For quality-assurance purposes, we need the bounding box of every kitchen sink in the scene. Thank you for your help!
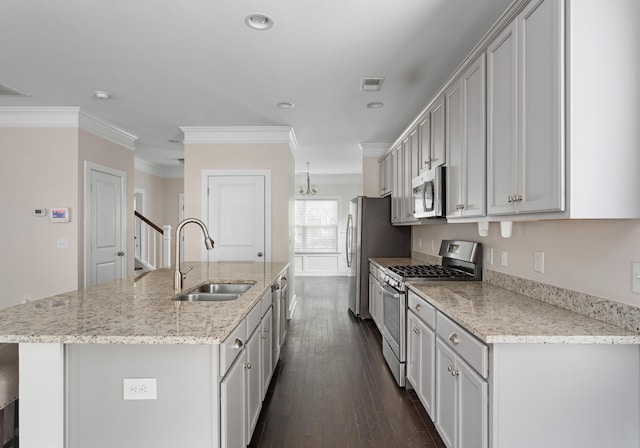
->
[174,283,253,302]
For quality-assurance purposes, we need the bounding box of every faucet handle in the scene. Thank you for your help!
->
[182,265,194,279]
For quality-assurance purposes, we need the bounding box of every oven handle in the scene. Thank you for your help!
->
[380,282,401,299]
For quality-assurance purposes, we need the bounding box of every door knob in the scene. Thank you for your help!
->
[117,251,125,256]
[257,251,263,257]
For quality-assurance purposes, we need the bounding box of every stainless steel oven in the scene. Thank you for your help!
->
[379,240,482,387]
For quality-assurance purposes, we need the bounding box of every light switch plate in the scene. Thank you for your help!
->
[486,248,494,266]
[534,251,544,273]
[500,250,508,267]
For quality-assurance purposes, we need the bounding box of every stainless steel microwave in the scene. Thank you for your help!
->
[412,166,445,219]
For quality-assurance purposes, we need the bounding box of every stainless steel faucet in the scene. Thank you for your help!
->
[174,218,215,292]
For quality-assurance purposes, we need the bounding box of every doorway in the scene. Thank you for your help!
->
[203,170,271,262]
[84,162,127,287]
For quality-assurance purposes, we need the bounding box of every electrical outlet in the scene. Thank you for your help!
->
[486,248,494,265]
[500,250,508,267]
[123,378,157,400]
[534,251,545,273]
[56,238,68,249]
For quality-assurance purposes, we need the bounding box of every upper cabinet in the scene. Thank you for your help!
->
[418,95,446,172]
[380,154,392,197]
[446,55,487,220]
[487,0,564,216]
[380,0,640,223]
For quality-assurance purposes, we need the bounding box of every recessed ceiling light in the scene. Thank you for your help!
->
[277,102,294,109]
[367,102,384,109]
[245,13,274,30]
[94,90,111,100]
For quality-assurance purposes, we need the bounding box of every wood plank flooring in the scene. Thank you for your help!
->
[249,276,446,448]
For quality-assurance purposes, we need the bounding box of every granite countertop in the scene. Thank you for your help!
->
[371,257,640,344]
[0,262,288,345]
[408,282,640,344]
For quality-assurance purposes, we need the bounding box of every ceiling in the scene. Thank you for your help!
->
[0,0,513,177]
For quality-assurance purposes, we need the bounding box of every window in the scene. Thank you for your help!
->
[295,198,339,252]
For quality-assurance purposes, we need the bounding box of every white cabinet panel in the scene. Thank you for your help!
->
[221,351,246,448]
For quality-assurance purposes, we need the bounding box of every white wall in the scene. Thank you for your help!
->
[412,219,640,307]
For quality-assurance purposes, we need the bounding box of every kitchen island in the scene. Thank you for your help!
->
[0,261,288,448]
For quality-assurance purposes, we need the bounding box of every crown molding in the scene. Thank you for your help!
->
[359,142,391,158]
[180,125,298,153]
[135,157,184,179]
[0,107,138,150]
[79,110,138,151]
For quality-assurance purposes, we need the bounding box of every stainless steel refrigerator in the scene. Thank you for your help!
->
[346,196,411,318]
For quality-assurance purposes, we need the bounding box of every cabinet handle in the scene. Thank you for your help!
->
[415,303,422,311]
[452,368,460,377]
[515,194,522,202]
[508,195,513,203]
[245,362,252,369]
[264,328,269,333]
[449,333,459,344]
[447,365,453,373]
[233,338,244,349]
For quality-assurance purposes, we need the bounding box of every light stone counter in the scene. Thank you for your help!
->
[0,261,288,344]
[408,281,640,344]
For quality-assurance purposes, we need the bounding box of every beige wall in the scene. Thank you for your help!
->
[134,170,166,225]
[78,129,135,286]
[0,127,80,307]
[163,178,184,234]
[412,219,640,307]
[183,143,292,262]
[362,156,380,197]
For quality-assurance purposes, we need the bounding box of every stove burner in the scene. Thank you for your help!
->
[387,264,473,280]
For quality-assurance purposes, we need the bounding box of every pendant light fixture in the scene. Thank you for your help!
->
[299,162,318,195]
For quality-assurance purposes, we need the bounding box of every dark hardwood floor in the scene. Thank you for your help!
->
[249,276,446,448]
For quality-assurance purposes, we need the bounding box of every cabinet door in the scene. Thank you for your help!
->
[445,80,463,219]
[246,330,261,442]
[261,307,273,401]
[418,113,431,172]
[431,95,446,168]
[384,156,392,196]
[487,20,518,215]
[410,127,420,179]
[402,133,419,223]
[406,312,421,391]
[391,147,402,223]
[417,318,436,420]
[435,339,456,448]
[379,161,386,196]
[518,0,564,214]
[221,351,246,448]
[460,55,486,218]
[458,359,488,448]
[368,273,377,324]
[374,278,383,331]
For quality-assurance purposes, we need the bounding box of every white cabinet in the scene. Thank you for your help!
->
[419,95,446,172]
[406,299,436,419]
[260,307,274,400]
[401,131,420,224]
[245,327,261,442]
[221,349,246,448]
[435,339,488,448]
[445,54,487,219]
[391,146,402,223]
[380,155,392,197]
[487,0,564,216]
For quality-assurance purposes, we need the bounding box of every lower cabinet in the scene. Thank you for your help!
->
[260,307,274,400]
[246,328,262,442]
[435,339,488,448]
[406,306,436,419]
[221,349,247,448]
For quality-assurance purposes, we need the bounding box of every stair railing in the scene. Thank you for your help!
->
[134,211,172,270]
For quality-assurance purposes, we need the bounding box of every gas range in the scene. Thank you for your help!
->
[382,240,482,290]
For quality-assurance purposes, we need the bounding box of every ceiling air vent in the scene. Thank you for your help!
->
[0,81,29,97]
[360,77,385,92]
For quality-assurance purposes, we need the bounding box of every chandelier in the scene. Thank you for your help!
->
[299,162,318,195]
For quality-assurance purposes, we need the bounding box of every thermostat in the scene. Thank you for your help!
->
[33,208,48,217]
[50,207,71,223]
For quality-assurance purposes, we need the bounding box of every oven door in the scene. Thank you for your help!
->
[381,282,406,363]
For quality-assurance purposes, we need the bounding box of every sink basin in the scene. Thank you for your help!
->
[196,283,252,294]
[175,292,242,302]
[174,283,253,302]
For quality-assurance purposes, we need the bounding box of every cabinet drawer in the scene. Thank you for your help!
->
[261,289,273,317]
[408,290,436,328]
[220,319,247,377]
[436,312,488,378]
[247,301,262,337]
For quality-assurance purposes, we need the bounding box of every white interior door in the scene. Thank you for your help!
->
[207,175,267,262]
[86,163,126,287]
